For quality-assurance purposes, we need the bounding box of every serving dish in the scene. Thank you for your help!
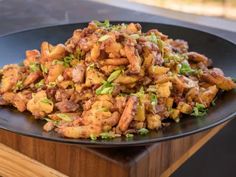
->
[0,22,236,147]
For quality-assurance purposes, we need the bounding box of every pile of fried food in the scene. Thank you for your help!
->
[0,21,235,140]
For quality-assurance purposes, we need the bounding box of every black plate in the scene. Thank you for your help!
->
[0,22,236,147]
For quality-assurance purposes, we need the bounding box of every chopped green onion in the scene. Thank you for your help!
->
[98,35,110,42]
[63,54,75,67]
[96,81,114,95]
[87,63,95,71]
[93,20,110,28]
[179,63,195,75]
[29,62,40,72]
[107,69,122,82]
[15,80,24,91]
[56,113,72,122]
[90,134,97,141]
[100,132,115,140]
[47,82,57,88]
[138,128,149,135]
[75,48,85,59]
[130,34,140,40]
[44,118,59,125]
[191,103,207,117]
[41,98,53,105]
[35,79,45,89]
[132,87,144,98]
[125,133,134,139]
[40,64,48,74]
[150,93,158,106]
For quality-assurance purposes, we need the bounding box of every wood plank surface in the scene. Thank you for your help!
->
[0,143,67,177]
[0,122,227,177]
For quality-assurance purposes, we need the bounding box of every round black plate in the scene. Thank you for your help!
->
[0,22,236,147]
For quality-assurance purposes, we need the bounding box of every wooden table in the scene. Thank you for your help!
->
[0,1,236,177]
[0,122,227,177]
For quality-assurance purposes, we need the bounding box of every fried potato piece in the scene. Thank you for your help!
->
[23,71,41,86]
[27,91,53,118]
[85,68,105,87]
[23,50,40,66]
[177,102,192,114]
[57,124,102,139]
[114,74,139,85]
[201,69,236,90]
[46,64,65,83]
[0,65,21,93]
[147,114,161,130]
[124,42,141,73]
[117,96,138,132]
[41,42,66,62]
[99,58,129,66]
[156,82,172,98]
[198,85,218,107]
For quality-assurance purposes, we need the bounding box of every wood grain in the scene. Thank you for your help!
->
[0,143,67,177]
[0,122,227,177]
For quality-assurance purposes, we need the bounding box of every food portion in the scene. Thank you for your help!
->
[0,21,235,140]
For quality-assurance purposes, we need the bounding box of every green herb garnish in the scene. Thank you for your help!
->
[41,98,53,105]
[125,133,134,139]
[130,34,140,40]
[191,103,207,117]
[96,81,114,95]
[40,64,48,74]
[15,80,24,91]
[56,113,72,122]
[47,82,57,88]
[90,134,97,141]
[35,79,45,89]
[63,54,75,67]
[29,62,40,72]
[179,63,195,75]
[150,93,158,106]
[100,132,115,140]
[98,35,110,42]
[93,20,110,28]
[138,128,149,135]
[107,69,122,82]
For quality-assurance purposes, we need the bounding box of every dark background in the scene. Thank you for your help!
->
[1,0,236,176]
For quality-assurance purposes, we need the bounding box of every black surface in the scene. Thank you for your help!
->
[0,22,236,147]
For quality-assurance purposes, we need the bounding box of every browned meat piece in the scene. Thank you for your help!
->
[201,69,236,90]
[72,63,85,83]
[169,39,189,53]
[99,58,129,66]
[23,50,40,66]
[90,43,100,61]
[41,42,67,62]
[43,121,55,132]
[187,52,209,65]
[55,89,73,102]
[117,96,138,132]
[124,41,141,73]
[55,100,79,113]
